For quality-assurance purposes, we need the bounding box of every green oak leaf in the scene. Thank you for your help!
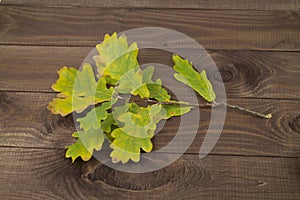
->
[117,68,150,98]
[109,103,192,163]
[142,66,156,83]
[110,104,162,163]
[142,66,171,102]
[148,82,171,102]
[95,77,115,102]
[48,63,113,116]
[116,66,171,100]
[111,102,130,120]
[77,102,112,131]
[118,108,155,138]
[161,104,192,119]
[173,55,216,102]
[51,66,78,97]
[148,103,166,123]
[66,128,104,162]
[110,128,153,163]
[101,113,115,133]
[94,32,139,81]
[128,102,141,113]
[148,104,192,123]
[101,103,133,134]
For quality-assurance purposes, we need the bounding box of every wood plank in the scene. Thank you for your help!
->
[1,0,300,10]
[1,46,300,99]
[0,147,299,199]
[0,7,299,50]
[1,92,300,157]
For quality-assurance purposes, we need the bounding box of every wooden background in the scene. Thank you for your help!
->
[0,1,300,199]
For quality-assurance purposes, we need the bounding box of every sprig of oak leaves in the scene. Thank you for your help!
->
[48,33,272,164]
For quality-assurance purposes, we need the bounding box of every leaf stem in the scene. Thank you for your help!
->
[214,102,272,119]
[116,96,272,119]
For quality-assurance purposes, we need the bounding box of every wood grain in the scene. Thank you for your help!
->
[1,92,300,157]
[2,0,300,10]
[0,7,299,50]
[0,147,299,200]
[1,46,300,99]
[0,1,299,199]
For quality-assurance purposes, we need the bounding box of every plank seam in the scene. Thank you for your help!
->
[1,90,300,101]
[0,145,299,159]
[1,44,300,52]
[0,4,299,11]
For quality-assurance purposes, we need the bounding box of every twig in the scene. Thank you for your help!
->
[214,102,272,119]
[116,96,272,119]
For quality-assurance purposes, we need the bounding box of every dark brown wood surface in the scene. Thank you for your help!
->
[2,0,300,10]
[0,1,299,199]
[0,6,299,50]
[1,148,300,200]
[1,46,300,99]
[1,92,300,157]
